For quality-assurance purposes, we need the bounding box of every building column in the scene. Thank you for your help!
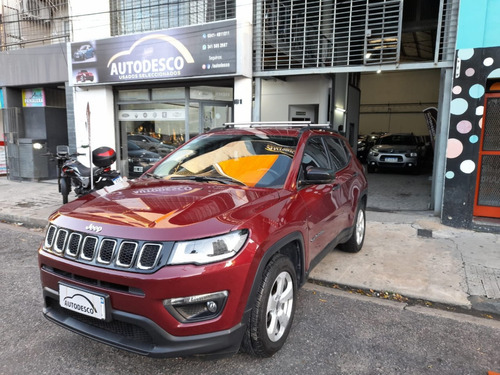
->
[234,77,253,122]
[72,86,115,164]
[234,0,253,123]
[432,67,453,215]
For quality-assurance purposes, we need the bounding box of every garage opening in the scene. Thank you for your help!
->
[359,70,439,212]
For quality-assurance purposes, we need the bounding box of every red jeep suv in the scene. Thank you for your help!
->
[38,123,368,358]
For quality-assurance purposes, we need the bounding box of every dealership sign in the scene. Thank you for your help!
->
[69,20,237,85]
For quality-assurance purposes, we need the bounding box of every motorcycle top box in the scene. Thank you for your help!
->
[92,147,117,167]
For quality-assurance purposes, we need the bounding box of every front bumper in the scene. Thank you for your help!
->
[38,237,256,357]
[367,154,418,169]
[42,286,247,358]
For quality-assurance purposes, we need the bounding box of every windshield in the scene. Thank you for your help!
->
[151,133,298,188]
[377,135,417,146]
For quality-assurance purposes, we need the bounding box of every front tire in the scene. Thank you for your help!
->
[243,255,297,357]
[339,201,366,253]
[60,177,71,204]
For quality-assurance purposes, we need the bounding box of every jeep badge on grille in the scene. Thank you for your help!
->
[85,223,103,233]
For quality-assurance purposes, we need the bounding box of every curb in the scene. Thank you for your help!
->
[0,213,48,230]
[469,295,500,317]
[309,278,500,321]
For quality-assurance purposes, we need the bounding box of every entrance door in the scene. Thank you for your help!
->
[201,103,232,132]
[473,93,500,218]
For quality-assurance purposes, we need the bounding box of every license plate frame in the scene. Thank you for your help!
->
[59,283,110,321]
[385,157,399,163]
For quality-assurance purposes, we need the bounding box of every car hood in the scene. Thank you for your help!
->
[52,179,283,241]
[373,144,417,153]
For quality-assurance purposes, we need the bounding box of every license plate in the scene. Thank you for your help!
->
[134,166,144,173]
[385,157,398,162]
[59,283,107,320]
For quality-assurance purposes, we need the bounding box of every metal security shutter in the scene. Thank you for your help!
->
[363,0,402,65]
[474,94,500,218]
[253,0,459,74]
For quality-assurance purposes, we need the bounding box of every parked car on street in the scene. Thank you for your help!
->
[76,70,94,83]
[38,123,368,359]
[367,133,424,173]
[73,44,95,61]
[127,140,161,177]
[128,134,176,156]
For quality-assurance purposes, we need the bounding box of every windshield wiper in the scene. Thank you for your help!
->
[170,175,244,185]
[145,172,163,179]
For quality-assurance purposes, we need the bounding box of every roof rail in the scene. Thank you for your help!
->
[223,121,332,129]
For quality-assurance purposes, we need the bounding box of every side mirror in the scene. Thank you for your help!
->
[301,167,335,185]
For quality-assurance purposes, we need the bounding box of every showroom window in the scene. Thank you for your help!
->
[116,85,233,177]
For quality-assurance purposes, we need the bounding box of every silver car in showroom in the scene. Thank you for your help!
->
[367,133,424,173]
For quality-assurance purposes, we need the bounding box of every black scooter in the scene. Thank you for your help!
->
[54,145,121,204]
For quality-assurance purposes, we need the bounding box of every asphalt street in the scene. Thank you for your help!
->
[1,222,500,375]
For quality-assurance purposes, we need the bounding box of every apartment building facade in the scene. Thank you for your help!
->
[1,0,498,230]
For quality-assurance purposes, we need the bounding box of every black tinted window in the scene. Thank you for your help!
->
[325,137,349,171]
[377,134,417,145]
[302,137,330,170]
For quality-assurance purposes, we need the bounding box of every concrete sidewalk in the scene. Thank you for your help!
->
[1,176,499,316]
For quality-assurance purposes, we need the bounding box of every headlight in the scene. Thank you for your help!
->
[168,230,248,265]
[410,152,418,157]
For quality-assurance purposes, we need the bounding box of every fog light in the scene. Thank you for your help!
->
[206,301,218,313]
[163,291,228,323]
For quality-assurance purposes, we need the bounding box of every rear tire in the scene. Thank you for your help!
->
[242,255,297,357]
[339,201,366,253]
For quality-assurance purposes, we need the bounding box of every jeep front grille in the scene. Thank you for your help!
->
[81,236,98,260]
[116,241,138,268]
[98,239,116,264]
[138,244,162,270]
[54,229,68,254]
[42,225,173,273]
[66,233,82,257]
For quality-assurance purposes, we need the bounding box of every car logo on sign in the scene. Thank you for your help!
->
[85,224,102,233]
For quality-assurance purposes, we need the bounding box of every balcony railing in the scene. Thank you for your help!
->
[1,0,69,51]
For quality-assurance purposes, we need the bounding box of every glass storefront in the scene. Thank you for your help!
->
[116,85,233,177]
